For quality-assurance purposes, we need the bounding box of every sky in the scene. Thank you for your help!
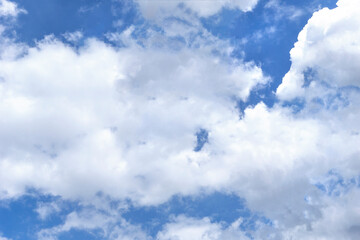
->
[0,0,360,239]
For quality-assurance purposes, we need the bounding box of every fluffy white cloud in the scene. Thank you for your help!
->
[277,0,360,100]
[37,206,149,240]
[268,0,360,237]
[0,26,268,204]
[62,31,83,43]
[0,0,24,17]
[134,0,258,19]
[157,216,250,240]
[281,186,360,240]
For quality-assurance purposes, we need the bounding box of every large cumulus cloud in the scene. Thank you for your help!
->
[277,0,360,100]
[0,24,268,203]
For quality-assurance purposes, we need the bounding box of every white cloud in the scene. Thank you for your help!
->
[267,0,360,237]
[36,201,61,220]
[0,26,268,204]
[62,31,83,43]
[0,0,25,17]
[277,0,360,100]
[37,206,149,240]
[157,216,250,240]
[265,0,304,21]
[134,0,259,19]
[281,187,360,240]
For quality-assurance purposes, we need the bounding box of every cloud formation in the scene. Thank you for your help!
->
[277,0,360,100]
[1,0,360,239]
[0,23,267,204]
[135,0,259,19]
[0,0,24,17]
[157,216,250,240]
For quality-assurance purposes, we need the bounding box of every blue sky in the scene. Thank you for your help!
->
[1,0,360,239]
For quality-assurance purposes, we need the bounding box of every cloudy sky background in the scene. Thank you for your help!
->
[0,0,360,239]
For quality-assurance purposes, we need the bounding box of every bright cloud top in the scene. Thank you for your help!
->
[0,0,20,17]
[277,0,360,100]
[0,27,267,204]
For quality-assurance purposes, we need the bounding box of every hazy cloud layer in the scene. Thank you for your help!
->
[134,0,259,19]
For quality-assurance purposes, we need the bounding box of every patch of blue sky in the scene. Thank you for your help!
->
[58,229,103,240]
[0,191,271,239]
[0,197,39,240]
[11,0,140,45]
[302,67,317,88]
[194,128,208,152]
[0,192,82,240]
